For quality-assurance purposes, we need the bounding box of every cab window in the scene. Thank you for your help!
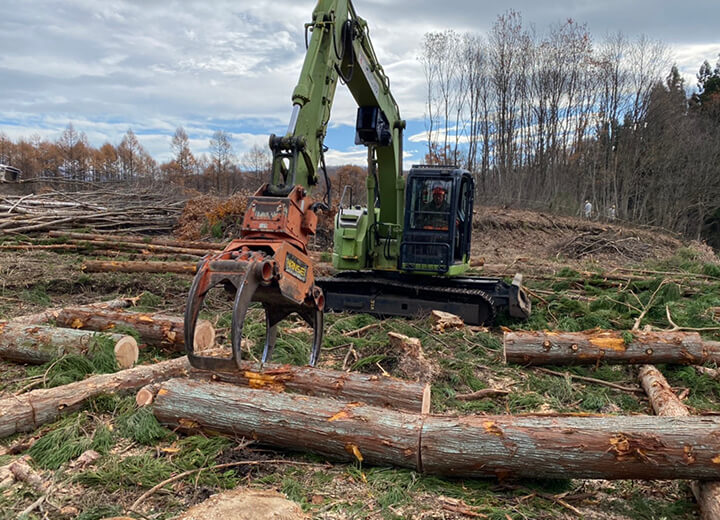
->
[409,178,452,230]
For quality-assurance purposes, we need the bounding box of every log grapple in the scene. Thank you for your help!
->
[184,184,325,371]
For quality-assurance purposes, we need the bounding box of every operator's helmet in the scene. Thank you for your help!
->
[432,181,447,197]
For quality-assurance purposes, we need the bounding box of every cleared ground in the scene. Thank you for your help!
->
[0,207,719,519]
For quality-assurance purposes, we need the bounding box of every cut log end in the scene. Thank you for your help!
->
[136,383,160,407]
[114,336,139,369]
[194,320,216,352]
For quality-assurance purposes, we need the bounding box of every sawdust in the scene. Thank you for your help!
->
[175,488,307,520]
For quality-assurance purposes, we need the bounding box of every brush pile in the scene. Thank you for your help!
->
[557,230,652,260]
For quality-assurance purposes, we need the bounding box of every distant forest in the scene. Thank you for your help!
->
[1,10,719,247]
[420,12,720,246]
[0,125,273,195]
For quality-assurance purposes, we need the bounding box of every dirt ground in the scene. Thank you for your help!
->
[0,204,719,519]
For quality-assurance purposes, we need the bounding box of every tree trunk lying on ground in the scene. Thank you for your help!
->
[0,351,428,438]
[639,365,720,519]
[0,356,192,438]
[48,230,223,251]
[147,359,430,413]
[50,307,215,351]
[152,378,720,480]
[504,330,720,365]
[8,297,134,325]
[0,322,137,368]
[82,260,197,274]
[46,231,222,256]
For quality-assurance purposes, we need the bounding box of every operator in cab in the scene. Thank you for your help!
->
[419,182,451,229]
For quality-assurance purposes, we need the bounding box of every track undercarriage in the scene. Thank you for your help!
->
[318,271,531,326]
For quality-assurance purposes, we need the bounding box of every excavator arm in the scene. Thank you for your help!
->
[183,0,400,370]
[268,0,404,222]
[183,0,530,372]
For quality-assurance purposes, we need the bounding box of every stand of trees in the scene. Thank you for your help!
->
[420,13,720,245]
[0,126,271,196]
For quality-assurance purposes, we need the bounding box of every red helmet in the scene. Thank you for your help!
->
[432,186,446,196]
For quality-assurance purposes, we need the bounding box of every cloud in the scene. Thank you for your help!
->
[2,0,719,169]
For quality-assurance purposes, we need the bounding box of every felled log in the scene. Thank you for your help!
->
[182,360,430,413]
[0,355,192,438]
[153,378,720,480]
[48,230,222,251]
[0,244,79,251]
[8,297,134,325]
[0,322,138,368]
[49,231,218,256]
[504,330,720,365]
[82,260,197,274]
[50,307,215,351]
[639,365,720,519]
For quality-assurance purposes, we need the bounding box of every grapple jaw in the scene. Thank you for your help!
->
[184,243,324,371]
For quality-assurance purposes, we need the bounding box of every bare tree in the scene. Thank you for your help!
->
[208,130,234,192]
[240,143,271,189]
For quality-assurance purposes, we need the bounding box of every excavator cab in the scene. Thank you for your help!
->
[400,165,473,275]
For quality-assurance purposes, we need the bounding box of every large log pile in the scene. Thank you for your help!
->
[0,185,185,236]
[152,378,720,481]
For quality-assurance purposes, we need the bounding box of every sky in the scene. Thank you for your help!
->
[1,0,719,168]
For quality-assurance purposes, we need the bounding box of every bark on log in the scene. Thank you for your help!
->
[639,365,720,519]
[190,360,431,413]
[152,378,720,480]
[47,230,222,250]
[82,260,197,274]
[0,355,192,438]
[504,330,720,365]
[46,231,221,256]
[50,307,214,351]
[8,297,134,325]
[0,322,138,368]
[0,244,79,251]
[153,378,423,469]
[9,458,47,493]
[420,413,720,480]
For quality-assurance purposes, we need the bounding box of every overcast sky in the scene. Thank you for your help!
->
[2,0,719,167]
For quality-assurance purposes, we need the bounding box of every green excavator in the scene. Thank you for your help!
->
[183,0,530,371]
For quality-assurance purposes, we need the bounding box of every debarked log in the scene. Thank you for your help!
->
[0,355,192,438]
[49,307,214,351]
[0,322,137,368]
[504,330,720,365]
[152,378,720,480]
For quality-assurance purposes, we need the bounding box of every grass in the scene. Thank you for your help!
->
[28,414,113,470]
[2,246,718,519]
[25,334,122,388]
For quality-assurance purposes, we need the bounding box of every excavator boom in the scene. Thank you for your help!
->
[184,0,530,372]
